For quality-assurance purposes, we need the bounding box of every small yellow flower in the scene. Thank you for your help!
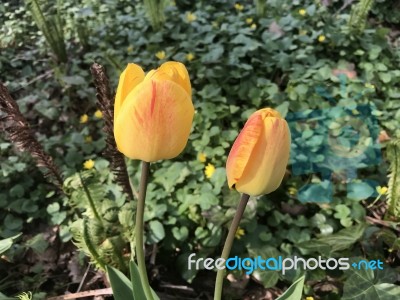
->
[246,18,253,24]
[212,21,219,28]
[235,227,245,239]
[365,83,375,89]
[376,186,388,195]
[318,35,326,42]
[85,136,92,143]
[83,159,95,170]
[127,45,133,53]
[299,9,307,16]
[198,152,206,163]
[306,297,314,300]
[205,163,216,179]
[234,3,244,11]
[288,187,297,196]
[80,114,89,124]
[155,51,166,60]
[94,110,103,119]
[186,12,197,22]
[250,23,257,30]
[186,52,195,61]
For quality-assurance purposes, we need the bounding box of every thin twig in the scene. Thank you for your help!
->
[10,70,53,93]
[46,288,112,300]
[335,0,355,16]
[159,283,195,292]
[150,243,158,265]
[76,263,91,293]
[365,216,399,231]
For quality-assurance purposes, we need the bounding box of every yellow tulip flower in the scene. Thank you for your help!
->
[114,62,194,162]
[226,108,291,196]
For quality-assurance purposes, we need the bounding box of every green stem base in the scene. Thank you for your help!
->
[214,193,250,300]
[135,161,154,300]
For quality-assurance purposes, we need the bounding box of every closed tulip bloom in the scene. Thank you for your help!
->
[226,108,291,196]
[114,62,194,162]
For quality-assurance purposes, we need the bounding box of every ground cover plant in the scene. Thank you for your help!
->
[0,0,400,299]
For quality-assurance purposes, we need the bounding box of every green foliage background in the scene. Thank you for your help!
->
[0,0,400,298]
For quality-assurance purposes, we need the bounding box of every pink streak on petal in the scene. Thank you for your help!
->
[150,80,157,116]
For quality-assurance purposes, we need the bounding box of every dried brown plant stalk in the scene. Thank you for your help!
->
[0,81,63,190]
[90,63,136,200]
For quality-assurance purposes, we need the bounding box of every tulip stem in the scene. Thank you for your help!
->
[135,161,154,300]
[214,193,250,300]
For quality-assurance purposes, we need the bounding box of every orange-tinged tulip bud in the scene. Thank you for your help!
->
[114,62,194,162]
[226,108,291,196]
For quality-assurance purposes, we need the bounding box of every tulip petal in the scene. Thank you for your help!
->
[114,78,194,162]
[226,108,290,196]
[226,113,264,190]
[235,117,290,195]
[114,64,145,122]
[143,62,191,97]
[159,61,191,96]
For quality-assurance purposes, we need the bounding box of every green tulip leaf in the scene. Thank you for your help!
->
[129,261,147,300]
[106,265,134,300]
[276,275,305,300]
[128,261,160,300]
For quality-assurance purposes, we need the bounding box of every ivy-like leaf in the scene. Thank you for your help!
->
[342,260,399,299]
